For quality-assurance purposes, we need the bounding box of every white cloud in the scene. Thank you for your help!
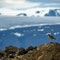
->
[14,32,24,37]
[0,0,40,9]
[54,33,57,35]
[37,29,44,31]
[54,32,59,35]
[0,28,7,31]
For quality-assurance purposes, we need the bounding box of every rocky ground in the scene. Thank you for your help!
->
[0,42,60,60]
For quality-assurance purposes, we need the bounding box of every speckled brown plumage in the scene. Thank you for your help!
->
[48,34,56,40]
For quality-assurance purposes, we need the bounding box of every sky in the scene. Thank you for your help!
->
[0,0,60,15]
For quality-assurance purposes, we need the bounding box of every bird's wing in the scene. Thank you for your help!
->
[50,36,56,39]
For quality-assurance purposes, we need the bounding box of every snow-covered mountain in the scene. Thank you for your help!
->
[17,13,27,16]
[0,8,60,17]
[17,8,60,17]
[45,9,60,16]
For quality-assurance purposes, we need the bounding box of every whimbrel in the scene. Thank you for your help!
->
[48,34,56,42]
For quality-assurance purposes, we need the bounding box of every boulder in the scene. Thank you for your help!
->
[25,46,34,52]
[4,46,19,57]
[18,48,26,55]
[8,54,15,58]
[0,50,4,58]
[33,46,37,49]
[5,46,18,53]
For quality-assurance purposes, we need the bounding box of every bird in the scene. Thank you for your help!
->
[48,34,56,42]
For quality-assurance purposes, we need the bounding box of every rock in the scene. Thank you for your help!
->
[5,46,18,53]
[17,43,60,60]
[25,46,34,52]
[8,54,15,58]
[33,46,37,49]
[4,46,18,57]
[45,9,60,16]
[0,43,60,60]
[0,50,4,58]
[17,13,27,16]
[51,57,55,60]
[36,11,40,13]
[18,48,26,55]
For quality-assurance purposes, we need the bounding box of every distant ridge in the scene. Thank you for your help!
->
[16,9,60,17]
[45,9,60,16]
[0,8,60,17]
[17,13,27,16]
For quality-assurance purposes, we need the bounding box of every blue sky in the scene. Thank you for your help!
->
[28,0,60,7]
[29,0,60,4]
[28,0,60,3]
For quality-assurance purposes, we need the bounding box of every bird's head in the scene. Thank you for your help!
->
[48,34,50,36]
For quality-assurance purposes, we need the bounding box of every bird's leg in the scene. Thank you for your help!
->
[50,39,53,43]
[50,39,51,43]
